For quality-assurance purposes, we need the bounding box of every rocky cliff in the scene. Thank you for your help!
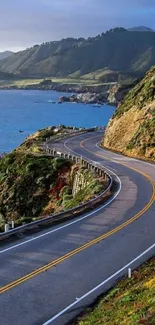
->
[103,66,155,161]
[107,82,138,105]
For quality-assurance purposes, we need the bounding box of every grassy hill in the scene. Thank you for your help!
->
[0,127,106,231]
[1,28,155,79]
[103,66,155,161]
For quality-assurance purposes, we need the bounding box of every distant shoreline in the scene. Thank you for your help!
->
[0,87,116,106]
[0,80,118,105]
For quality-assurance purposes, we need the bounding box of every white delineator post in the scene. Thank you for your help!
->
[12,221,15,229]
[5,224,9,232]
[128,268,132,278]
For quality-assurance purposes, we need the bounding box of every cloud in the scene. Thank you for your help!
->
[0,0,154,51]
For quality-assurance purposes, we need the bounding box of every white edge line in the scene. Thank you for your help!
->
[96,142,155,168]
[0,136,121,255]
[42,241,155,325]
[41,133,155,324]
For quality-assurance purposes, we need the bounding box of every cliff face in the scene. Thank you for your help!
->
[107,83,136,105]
[103,66,155,161]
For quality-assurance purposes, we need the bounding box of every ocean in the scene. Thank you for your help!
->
[0,90,115,153]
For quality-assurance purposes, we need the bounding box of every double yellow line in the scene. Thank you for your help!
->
[0,136,155,295]
[80,136,155,189]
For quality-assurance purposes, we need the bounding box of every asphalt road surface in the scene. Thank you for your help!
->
[0,132,155,325]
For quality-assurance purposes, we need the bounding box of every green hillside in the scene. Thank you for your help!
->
[0,127,106,231]
[103,66,155,161]
[1,28,155,79]
[0,70,16,80]
[77,258,155,325]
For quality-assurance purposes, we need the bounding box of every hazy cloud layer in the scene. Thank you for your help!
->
[0,0,155,51]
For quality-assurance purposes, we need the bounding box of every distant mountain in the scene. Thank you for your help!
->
[0,51,14,60]
[128,26,154,32]
[0,28,155,79]
[0,70,15,80]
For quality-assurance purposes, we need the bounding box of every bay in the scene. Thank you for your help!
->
[0,90,115,153]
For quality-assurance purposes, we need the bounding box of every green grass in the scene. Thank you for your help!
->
[13,79,44,86]
[126,109,155,158]
[76,258,155,325]
[0,78,44,87]
[0,151,106,230]
[80,69,115,80]
[0,151,72,226]
[52,77,97,85]
[0,127,107,231]
[114,66,155,119]
[0,76,113,89]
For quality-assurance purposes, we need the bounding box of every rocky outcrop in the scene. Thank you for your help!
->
[107,83,137,105]
[0,78,137,105]
[72,169,89,196]
[103,66,155,161]
[59,92,107,105]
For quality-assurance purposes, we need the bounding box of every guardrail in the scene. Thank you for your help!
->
[46,146,110,180]
[0,131,113,242]
[45,128,95,145]
[0,178,112,241]
[45,129,109,179]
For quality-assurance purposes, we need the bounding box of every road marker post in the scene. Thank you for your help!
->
[5,224,9,232]
[128,268,132,278]
[11,221,15,229]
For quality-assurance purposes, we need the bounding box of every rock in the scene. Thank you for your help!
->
[58,92,106,105]
[103,66,155,162]
[107,83,137,105]
[59,96,70,103]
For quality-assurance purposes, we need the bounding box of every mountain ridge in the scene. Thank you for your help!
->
[1,29,155,79]
[0,51,14,60]
[128,26,154,32]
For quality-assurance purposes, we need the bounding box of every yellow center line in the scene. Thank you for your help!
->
[80,135,155,190]
[0,135,155,295]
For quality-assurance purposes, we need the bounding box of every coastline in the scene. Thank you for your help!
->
[0,91,116,154]
[0,78,134,106]
[0,81,112,93]
[0,81,118,105]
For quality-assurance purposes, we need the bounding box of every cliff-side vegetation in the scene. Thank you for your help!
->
[76,258,155,325]
[103,66,155,161]
[0,152,72,226]
[0,128,106,231]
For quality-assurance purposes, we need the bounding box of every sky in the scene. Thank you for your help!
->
[0,0,155,52]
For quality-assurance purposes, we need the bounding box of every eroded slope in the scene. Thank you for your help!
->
[103,66,155,161]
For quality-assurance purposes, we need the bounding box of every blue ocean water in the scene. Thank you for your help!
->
[0,90,115,153]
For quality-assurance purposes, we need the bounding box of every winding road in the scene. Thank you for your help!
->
[0,132,155,325]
